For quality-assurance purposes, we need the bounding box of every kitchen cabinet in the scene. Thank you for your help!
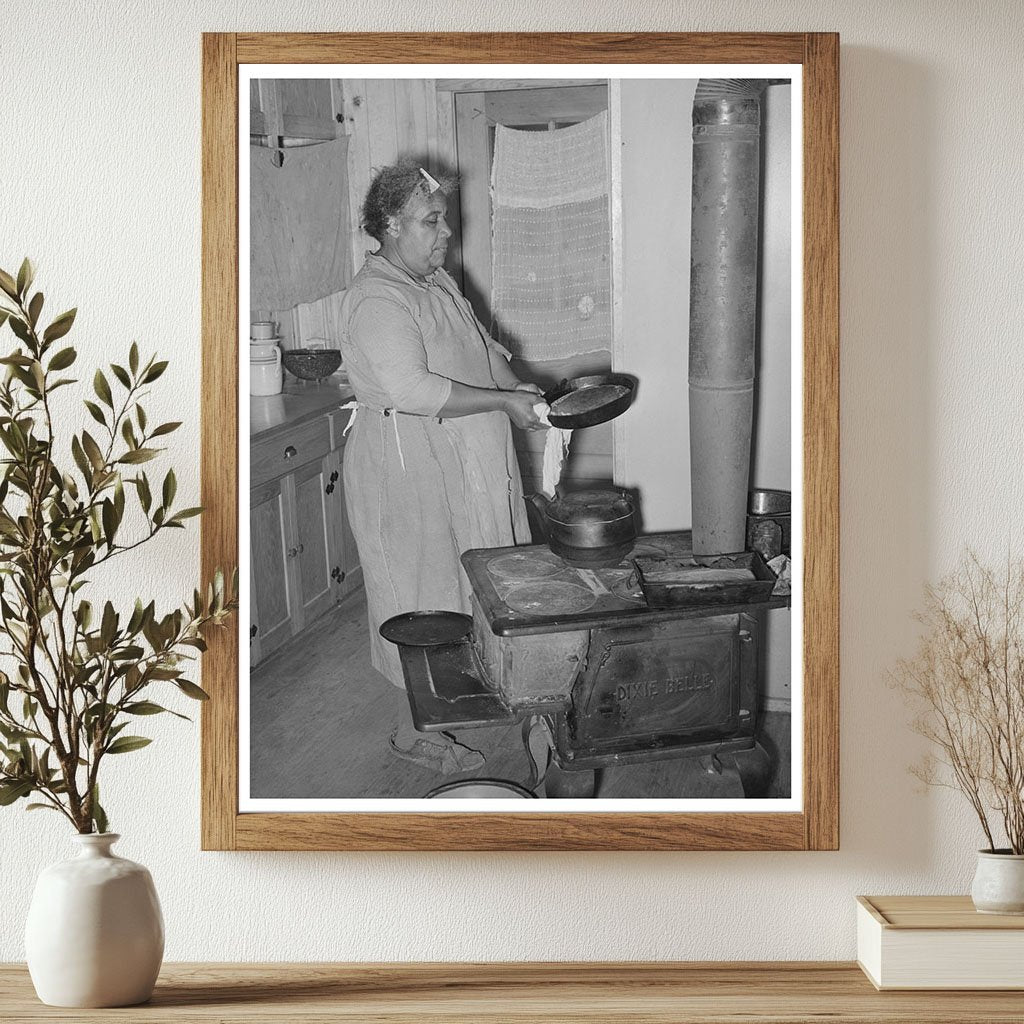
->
[249,389,360,665]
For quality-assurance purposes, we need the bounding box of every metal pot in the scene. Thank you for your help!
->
[527,489,637,568]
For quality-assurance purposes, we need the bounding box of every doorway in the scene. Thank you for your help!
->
[448,83,614,496]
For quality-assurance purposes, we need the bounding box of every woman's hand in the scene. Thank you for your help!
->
[501,389,549,431]
[513,381,545,397]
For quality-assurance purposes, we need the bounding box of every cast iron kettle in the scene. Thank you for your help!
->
[527,489,637,568]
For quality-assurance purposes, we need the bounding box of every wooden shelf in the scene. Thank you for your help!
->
[3,962,1023,1022]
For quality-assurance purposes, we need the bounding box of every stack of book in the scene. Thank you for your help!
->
[857,895,1024,990]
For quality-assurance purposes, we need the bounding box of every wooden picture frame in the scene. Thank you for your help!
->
[201,32,839,851]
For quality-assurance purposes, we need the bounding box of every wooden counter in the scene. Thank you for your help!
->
[2,962,1022,1022]
[250,380,354,442]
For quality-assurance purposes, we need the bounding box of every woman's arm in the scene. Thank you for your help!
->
[439,381,546,430]
[348,296,544,429]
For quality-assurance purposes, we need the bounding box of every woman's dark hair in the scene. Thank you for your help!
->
[361,160,459,242]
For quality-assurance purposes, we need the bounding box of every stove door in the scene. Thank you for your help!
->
[556,613,757,764]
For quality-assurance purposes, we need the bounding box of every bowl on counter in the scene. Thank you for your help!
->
[281,348,343,381]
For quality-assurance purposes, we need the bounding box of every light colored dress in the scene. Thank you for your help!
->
[339,253,531,687]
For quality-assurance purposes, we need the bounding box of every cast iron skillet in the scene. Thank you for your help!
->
[543,373,635,428]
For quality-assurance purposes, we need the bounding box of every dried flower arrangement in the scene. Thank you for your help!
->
[895,552,1024,854]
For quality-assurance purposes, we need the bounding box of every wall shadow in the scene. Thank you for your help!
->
[836,46,936,868]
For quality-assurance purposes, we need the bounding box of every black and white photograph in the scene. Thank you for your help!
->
[242,68,800,809]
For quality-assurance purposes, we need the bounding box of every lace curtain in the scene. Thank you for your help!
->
[489,112,611,362]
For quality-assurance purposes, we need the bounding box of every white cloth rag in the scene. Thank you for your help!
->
[534,401,573,497]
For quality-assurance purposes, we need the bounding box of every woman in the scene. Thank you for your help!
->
[339,161,546,774]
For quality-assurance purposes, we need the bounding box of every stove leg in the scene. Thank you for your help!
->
[717,742,772,797]
[544,762,598,799]
[523,716,552,793]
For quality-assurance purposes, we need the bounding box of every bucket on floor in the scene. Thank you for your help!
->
[425,779,536,799]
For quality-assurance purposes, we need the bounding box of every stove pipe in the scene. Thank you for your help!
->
[688,80,767,556]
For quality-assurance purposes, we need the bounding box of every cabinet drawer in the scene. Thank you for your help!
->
[251,417,331,488]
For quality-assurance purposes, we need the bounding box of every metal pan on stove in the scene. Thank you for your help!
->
[544,374,635,429]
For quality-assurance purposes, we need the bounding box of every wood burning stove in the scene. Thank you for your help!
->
[381,530,787,798]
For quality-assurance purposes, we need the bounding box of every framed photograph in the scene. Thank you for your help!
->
[201,32,838,850]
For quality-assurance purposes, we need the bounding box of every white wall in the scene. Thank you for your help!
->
[618,78,696,532]
[4,0,1024,963]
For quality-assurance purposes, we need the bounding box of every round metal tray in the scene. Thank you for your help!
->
[378,610,473,647]
[426,779,536,799]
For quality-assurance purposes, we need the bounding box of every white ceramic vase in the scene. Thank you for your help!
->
[971,849,1024,915]
[25,833,164,1007]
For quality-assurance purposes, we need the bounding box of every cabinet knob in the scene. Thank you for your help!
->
[250,624,258,639]
[331,566,346,583]
[283,445,297,459]
[287,543,305,558]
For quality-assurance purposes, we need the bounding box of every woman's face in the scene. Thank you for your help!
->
[384,191,452,279]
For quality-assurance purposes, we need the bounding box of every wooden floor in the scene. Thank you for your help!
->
[249,590,791,801]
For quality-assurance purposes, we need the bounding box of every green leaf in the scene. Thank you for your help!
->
[0,309,9,331]
[16,258,34,298]
[8,316,32,345]
[76,600,93,630]
[162,468,176,509]
[47,346,77,372]
[26,802,61,813]
[0,268,18,300]
[27,292,43,328]
[91,785,108,834]
[114,475,125,521]
[150,421,181,438]
[110,363,131,389]
[142,360,168,383]
[93,369,113,409]
[100,601,117,647]
[121,418,137,449]
[136,404,147,432]
[105,735,152,755]
[175,679,210,701]
[124,700,188,722]
[136,473,152,513]
[70,435,92,482]
[0,779,33,805]
[118,448,157,465]
[129,342,139,375]
[101,498,117,546]
[83,400,106,427]
[168,507,203,524]
[42,308,77,344]
[81,431,105,471]
[124,701,165,715]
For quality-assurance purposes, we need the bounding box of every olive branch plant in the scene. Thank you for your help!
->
[0,259,236,834]
[894,551,1024,854]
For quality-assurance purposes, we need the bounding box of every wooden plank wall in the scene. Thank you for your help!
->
[252,79,443,349]
[340,79,443,277]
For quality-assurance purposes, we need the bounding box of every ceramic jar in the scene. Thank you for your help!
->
[250,343,283,396]
[971,850,1024,914]
[25,833,164,1007]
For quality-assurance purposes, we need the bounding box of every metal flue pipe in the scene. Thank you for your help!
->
[688,79,768,556]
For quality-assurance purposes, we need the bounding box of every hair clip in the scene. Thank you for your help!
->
[419,167,442,193]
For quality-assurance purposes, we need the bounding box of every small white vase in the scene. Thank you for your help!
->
[25,833,164,1007]
[971,849,1024,915]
